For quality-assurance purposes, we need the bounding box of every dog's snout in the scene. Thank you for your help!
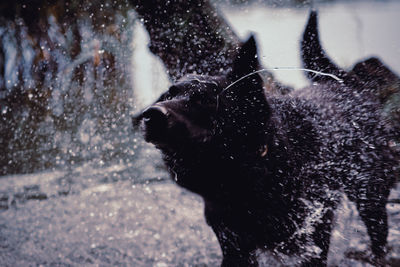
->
[142,105,168,124]
[132,105,168,128]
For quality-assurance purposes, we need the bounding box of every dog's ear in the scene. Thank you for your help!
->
[301,11,346,82]
[351,57,399,85]
[351,57,400,99]
[222,35,269,135]
[229,35,260,80]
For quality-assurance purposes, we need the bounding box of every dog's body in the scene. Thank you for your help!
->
[134,11,399,266]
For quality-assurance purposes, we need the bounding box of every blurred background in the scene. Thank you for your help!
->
[1,0,400,177]
[0,0,399,266]
[1,0,400,176]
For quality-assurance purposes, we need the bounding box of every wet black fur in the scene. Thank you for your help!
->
[134,11,399,266]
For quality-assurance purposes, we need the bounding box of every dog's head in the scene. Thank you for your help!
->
[133,36,271,154]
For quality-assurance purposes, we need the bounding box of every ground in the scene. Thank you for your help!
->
[0,145,399,266]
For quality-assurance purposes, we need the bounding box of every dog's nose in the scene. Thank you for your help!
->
[141,105,168,127]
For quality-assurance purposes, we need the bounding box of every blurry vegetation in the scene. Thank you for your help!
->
[0,0,136,175]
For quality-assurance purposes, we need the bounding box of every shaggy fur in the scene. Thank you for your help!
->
[134,11,399,266]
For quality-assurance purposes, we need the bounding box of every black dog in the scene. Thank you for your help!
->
[134,11,399,266]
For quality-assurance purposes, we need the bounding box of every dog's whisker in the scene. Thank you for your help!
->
[216,68,343,113]
[220,67,344,96]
